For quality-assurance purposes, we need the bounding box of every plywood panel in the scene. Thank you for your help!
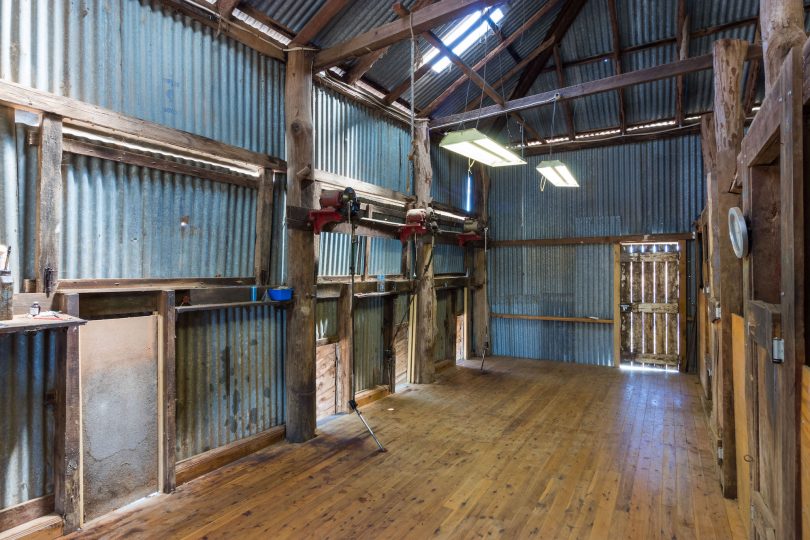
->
[316,344,337,419]
[80,316,158,522]
[801,366,810,540]
[731,314,750,538]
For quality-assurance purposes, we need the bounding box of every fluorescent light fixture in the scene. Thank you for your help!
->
[536,160,579,187]
[439,128,526,167]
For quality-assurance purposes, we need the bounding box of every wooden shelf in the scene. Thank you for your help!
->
[354,290,411,299]
[0,314,86,335]
[175,300,292,314]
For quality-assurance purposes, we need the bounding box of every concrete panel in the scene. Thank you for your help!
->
[80,316,158,522]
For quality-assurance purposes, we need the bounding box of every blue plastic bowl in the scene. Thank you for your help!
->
[269,287,293,302]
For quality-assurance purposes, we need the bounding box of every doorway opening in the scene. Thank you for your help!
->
[617,241,685,371]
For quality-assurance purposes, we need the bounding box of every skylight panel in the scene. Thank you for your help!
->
[420,8,505,73]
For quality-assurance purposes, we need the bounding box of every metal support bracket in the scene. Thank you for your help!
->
[772,338,784,363]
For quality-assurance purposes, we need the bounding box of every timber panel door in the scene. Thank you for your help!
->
[618,242,685,369]
[739,48,803,540]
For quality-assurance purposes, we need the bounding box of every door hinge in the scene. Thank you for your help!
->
[717,443,724,463]
[772,338,784,363]
[714,305,722,320]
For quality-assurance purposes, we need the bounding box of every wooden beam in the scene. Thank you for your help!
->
[488,0,587,136]
[552,44,576,140]
[710,38,749,498]
[0,495,54,533]
[492,232,693,248]
[175,425,285,485]
[759,0,806,90]
[161,0,284,61]
[411,119,436,384]
[421,0,562,116]
[217,0,240,18]
[314,0,497,69]
[608,0,628,133]
[291,0,350,46]
[431,47,763,129]
[159,290,177,493]
[254,170,274,285]
[61,138,259,189]
[346,49,390,84]
[491,313,613,324]
[55,293,81,533]
[384,1,488,105]
[36,115,62,294]
[285,49,317,443]
[0,78,284,170]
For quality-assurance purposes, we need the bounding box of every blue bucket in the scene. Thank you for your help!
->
[269,287,293,301]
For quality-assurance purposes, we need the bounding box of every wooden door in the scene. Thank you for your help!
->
[739,47,804,540]
[618,243,685,369]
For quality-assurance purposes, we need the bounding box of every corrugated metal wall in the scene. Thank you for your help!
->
[490,136,704,240]
[489,136,703,366]
[353,297,384,392]
[430,143,469,210]
[433,243,466,274]
[0,0,285,157]
[318,232,365,277]
[0,107,38,291]
[313,86,410,193]
[368,237,402,276]
[0,330,57,509]
[61,153,257,279]
[175,305,286,461]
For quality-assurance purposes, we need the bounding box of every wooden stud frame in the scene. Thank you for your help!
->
[738,46,804,540]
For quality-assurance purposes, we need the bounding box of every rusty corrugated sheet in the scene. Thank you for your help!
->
[0,330,58,509]
[0,0,285,158]
[316,298,338,341]
[61,153,257,279]
[353,296,384,393]
[175,305,286,461]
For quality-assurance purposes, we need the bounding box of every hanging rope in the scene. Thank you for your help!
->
[540,98,559,192]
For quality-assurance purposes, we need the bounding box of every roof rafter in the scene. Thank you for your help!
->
[607,0,627,133]
[488,0,588,136]
[314,0,497,70]
[291,0,350,46]
[345,0,436,85]
[217,0,240,18]
[430,46,762,129]
[674,0,689,125]
[422,0,562,116]
[384,1,500,105]
[552,44,576,140]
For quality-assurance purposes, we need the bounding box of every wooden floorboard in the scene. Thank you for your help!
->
[65,357,744,539]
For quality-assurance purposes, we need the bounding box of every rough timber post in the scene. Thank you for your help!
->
[709,38,749,498]
[471,164,490,357]
[410,119,436,384]
[759,0,806,90]
[285,49,317,443]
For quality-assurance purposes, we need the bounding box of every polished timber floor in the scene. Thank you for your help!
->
[67,357,745,539]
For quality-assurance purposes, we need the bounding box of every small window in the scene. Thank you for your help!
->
[421,8,505,73]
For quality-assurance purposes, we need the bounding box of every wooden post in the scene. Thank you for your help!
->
[55,293,81,532]
[285,49,317,443]
[159,290,177,493]
[410,119,436,384]
[613,243,621,367]
[678,240,688,372]
[759,0,805,90]
[36,115,62,293]
[708,38,749,498]
[254,170,274,285]
[471,164,490,357]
